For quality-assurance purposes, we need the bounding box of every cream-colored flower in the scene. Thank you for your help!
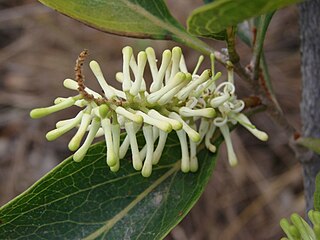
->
[30,46,268,176]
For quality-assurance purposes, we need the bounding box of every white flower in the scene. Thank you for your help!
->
[30,46,268,176]
[141,125,154,177]
[73,117,101,162]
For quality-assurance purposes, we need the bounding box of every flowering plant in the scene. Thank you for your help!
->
[0,0,315,239]
[30,47,267,177]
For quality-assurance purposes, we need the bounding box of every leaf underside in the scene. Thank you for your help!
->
[0,132,219,239]
[38,0,186,41]
[187,0,302,37]
[37,0,214,56]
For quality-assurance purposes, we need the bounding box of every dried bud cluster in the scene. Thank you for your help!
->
[30,46,268,177]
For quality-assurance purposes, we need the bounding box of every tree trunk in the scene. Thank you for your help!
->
[299,0,320,212]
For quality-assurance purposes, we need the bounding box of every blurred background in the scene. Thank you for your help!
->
[0,0,302,239]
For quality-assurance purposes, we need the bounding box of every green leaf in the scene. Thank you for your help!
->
[187,0,302,36]
[0,132,219,239]
[237,21,252,46]
[203,0,215,4]
[315,173,320,211]
[37,0,213,55]
[202,29,227,41]
[297,137,320,155]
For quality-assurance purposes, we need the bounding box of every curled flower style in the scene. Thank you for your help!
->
[30,46,268,177]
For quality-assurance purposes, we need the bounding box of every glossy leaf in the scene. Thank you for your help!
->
[201,30,227,41]
[187,0,302,36]
[0,132,219,239]
[37,0,212,55]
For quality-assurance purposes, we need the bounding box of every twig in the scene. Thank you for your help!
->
[260,52,282,112]
[251,13,274,81]
[192,37,297,140]
[226,26,240,63]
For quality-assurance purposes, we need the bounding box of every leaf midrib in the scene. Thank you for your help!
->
[83,161,180,240]
[0,163,176,226]
[120,0,182,36]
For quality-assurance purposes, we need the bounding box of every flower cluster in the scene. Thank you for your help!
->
[30,46,268,177]
[280,210,320,240]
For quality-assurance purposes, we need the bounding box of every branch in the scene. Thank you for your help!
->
[182,26,297,140]
[251,13,274,81]
[226,26,240,63]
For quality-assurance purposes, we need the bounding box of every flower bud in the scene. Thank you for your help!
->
[115,72,123,83]
[99,104,109,119]
[148,109,182,130]
[147,72,186,104]
[63,79,102,99]
[30,96,79,119]
[54,97,87,108]
[179,107,216,118]
[168,112,200,143]
[136,111,172,133]
[198,118,210,143]
[170,47,182,79]
[190,139,198,172]
[192,55,204,75]
[280,218,298,240]
[150,50,171,92]
[233,113,268,141]
[210,94,231,108]
[193,72,222,97]
[205,123,217,153]
[145,47,158,80]
[122,46,133,92]
[111,123,120,161]
[130,51,147,95]
[125,121,142,170]
[139,127,159,160]
[177,69,211,101]
[309,210,320,226]
[68,112,92,151]
[46,111,83,141]
[119,123,140,159]
[73,117,100,162]
[115,107,143,124]
[141,125,154,177]
[157,79,189,105]
[219,124,237,166]
[110,162,120,173]
[176,129,190,173]
[227,61,234,84]
[90,60,116,99]
[290,213,313,239]
[179,53,188,73]
[152,130,168,165]
[119,136,130,160]
[101,118,116,167]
